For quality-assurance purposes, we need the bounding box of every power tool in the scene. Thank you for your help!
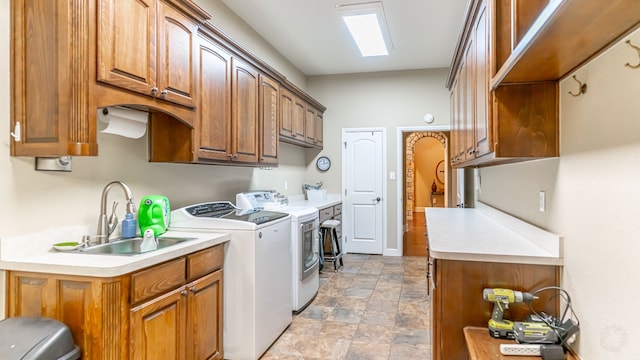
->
[483,288,540,339]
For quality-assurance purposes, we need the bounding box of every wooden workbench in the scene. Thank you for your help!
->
[464,327,578,360]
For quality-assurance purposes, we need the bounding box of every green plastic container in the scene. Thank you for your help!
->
[138,195,170,236]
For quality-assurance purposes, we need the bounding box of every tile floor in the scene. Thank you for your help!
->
[261,254,430,360]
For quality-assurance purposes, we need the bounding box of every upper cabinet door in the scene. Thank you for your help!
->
[156,0,199,108]
[232,58,260,163]
[196,33,232,161]
[97,0,157,97]
[11,0,96,156]
[97,0,198,108]
[259,75,279,165]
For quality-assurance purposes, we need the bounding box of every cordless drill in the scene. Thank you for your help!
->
[483,288,537,339]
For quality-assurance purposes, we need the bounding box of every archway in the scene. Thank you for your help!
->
[405,131,448,221]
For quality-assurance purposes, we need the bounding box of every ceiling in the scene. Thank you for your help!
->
[220,0,470,76]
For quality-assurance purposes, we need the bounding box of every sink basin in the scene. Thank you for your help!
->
[75,237,197,256]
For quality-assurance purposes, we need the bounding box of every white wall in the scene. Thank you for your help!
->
[305,69,452,250]
[478,30,640,359]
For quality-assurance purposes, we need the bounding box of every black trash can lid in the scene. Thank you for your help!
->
[0,317,81,360]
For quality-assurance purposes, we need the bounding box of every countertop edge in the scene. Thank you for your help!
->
[0,232,231,277]
[429,250,564,266]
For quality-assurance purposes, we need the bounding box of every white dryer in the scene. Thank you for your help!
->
[237,191,320,313]
[170,201,292,360]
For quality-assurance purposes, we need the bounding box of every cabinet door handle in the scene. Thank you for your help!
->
[181,289,188,296]
[151,87,158,96]
[160,89,168,98]
[190,286,197,293]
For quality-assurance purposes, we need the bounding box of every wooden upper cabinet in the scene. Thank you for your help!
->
[279,87,306,142]
[448,0,558,167]
[156,1,199,107]
[293,97,307,140]
[97,0,199,108]
[259,74,279,165]
[279,88,295,138]
[11,0,97,156]
[97,0,156,98]
[196,32,233,161]
[492,0,640,86]
[304,106,317,145]
[473,3,490,158]
[232,58,260,163]
[314,111,323,147]
[448,0,640,167]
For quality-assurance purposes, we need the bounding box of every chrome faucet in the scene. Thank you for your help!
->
[96,181,136,244]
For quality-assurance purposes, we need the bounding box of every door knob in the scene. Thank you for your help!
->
[373,197,381,203]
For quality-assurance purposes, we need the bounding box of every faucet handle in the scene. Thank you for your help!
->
[108,201,119,236]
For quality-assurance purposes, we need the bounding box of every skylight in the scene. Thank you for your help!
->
[338,2,393,57]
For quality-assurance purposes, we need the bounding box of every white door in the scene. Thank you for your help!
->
[343,129,384,254]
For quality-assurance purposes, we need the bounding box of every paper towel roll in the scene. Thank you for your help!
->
[98,106,149,139]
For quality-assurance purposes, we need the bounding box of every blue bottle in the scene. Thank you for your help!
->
[121,212,137,239]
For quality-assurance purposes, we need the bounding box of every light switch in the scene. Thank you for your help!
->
[389,171,396,180]
[539,191,546,212]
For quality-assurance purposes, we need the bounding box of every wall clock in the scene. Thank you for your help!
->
[436,160,445,183]
[316,156,331,171]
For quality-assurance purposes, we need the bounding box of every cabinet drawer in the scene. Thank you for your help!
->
[319,207,334,223]
[131,258,186,304]
[333,204,342,215]
[187,244,224,281]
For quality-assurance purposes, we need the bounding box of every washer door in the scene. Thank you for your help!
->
[300,218,319,281]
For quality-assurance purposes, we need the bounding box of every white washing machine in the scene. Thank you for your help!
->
[237,191,320,313]
[170,201,292,360]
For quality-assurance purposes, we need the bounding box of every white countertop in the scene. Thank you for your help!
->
[0,225,230,277]
[288,193,342,209]
[426,202,563,266]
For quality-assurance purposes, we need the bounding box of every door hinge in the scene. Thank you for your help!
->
[344,189,347,196]
[344,141,347,149]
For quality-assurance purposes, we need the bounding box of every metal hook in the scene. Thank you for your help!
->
[568,75,587,97]
[625,40,640,69]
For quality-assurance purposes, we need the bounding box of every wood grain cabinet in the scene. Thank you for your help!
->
[10,0,209,157]
[448,0,640,167]
[97,0,204,109]
[448,0,558,167]
[11,0,97,157]
[279,83,325,149]
[7,244,224,360]
[259,75,280,165]
[193,31,233,162]
[428,258,560,360]
[279,88,306,142]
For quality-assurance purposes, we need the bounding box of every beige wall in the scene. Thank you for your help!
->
[478,29,640,359]
[415,137,444,208]
[305,69,452,251]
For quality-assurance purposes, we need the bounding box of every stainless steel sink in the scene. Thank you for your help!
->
[75,237,196,255]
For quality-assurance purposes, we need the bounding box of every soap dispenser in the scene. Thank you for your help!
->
[121,212,137,239]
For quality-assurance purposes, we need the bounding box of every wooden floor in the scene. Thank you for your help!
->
[403,212,428,257]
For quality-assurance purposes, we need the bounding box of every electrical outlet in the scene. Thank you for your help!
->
[539,191,546,212]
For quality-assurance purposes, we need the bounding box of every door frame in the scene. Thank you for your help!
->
[396,125,450,256]
[341,127,387,255]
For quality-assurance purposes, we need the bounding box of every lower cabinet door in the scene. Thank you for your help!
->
[187,270,224,360]
[130,287,187,360]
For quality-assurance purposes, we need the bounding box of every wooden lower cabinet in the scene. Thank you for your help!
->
[6,244,224,360]
[429,258,560,360]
